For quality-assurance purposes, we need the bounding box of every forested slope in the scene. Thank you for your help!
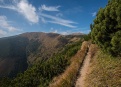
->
[0,34,84,87]
[0,32,83,78]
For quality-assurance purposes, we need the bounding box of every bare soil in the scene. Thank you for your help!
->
[75,46,91,87]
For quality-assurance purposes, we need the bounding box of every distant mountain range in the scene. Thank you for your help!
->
[70,32,85,35]
[0,32,83,77]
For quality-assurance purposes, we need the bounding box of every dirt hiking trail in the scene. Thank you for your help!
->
[75,44,97,87]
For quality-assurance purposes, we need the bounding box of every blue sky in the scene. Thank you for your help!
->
[0,0,108,37]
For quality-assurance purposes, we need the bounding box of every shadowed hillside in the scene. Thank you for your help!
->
[0,32,83,78]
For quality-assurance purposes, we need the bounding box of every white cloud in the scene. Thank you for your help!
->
[39,4,60,11]
[0,5,17,10]
[39,13,77,28]
[56,13,63,17]
[49,21,76,28]
[17,0,39,23]
[92,12,96,17]
[0,0,77,28]
[0,15,20,32]
[53,30,58,33]
[60,31,68,35]
[0,29,7,36]
[0,0,39,23]
[50,28,58,33]
[40,17,46,23]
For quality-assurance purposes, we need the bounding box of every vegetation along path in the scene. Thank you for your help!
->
[75,44,97,87]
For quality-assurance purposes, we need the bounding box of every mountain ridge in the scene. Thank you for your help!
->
[0,32,83,77]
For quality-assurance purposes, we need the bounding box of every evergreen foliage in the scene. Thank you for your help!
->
[91,0,121,56]
[0,39,82,87]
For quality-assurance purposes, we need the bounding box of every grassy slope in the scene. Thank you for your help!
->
[0,39,83,87]
[85,47,121,87]
[0,32,83,78]
[49,41,89,87]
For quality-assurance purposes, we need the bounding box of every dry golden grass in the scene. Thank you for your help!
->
[49,42,121,87]
[49,41,90,87]
[75,44,98,87]
[85,47,121,87]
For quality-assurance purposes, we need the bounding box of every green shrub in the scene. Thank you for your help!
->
[0,39,82,87]
[91,0,121,56]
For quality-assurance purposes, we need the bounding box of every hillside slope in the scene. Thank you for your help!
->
[0,36,83,87]
[49,41,121,87]
[49,41,90,87]
[73,42,121,87]
[0,32,83,77]
[85,48,121,87]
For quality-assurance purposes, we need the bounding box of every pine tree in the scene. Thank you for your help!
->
[91,0,121,56]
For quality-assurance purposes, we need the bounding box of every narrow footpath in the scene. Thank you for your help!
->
[75,45,91,87]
